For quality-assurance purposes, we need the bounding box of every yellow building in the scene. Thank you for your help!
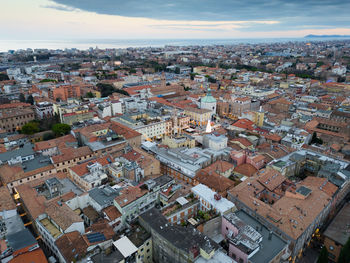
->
[241,109,264,127]
[162,134,195,148]
[184,107,212,126]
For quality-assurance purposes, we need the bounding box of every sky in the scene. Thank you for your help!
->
[2,0,350,40]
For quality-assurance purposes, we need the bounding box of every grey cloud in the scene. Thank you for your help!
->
[49,0,350,31]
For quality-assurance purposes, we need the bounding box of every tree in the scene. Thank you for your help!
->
[338,236,350,263]
[175,67,181,74]
[85,91,95,98]
[26,94,34,105]
[19,93,25,103]
[0,73,9,81]
[310,132,323,145]
[96,83,115,97]
[21,122,39,135]
[43,132,55,141]
[52,123,71,137]
[317,246,328,263]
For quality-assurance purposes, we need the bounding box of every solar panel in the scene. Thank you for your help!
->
[86,232,106,243]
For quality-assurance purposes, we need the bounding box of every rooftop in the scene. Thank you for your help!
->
[192,184,235,214]
[323,202,350,245]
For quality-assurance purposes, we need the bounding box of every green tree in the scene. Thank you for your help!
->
[0,73,9,81]
[338,236,350,263]
[43,132,55,141]
[203,213,210,221]
[26,94,34,105]
[96,83,115,97]
[310,132,323,145]
[114,89,129,96]
[175,67,181,74]
[21,122,39,135]
[85,91,95,98]
[317,246,328,263]
[19,93,25,103]
[52,123,71,137]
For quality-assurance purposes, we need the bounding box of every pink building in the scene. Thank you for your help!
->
[221,211,287,263]
[230,150,246,166]
[246,154,266,170]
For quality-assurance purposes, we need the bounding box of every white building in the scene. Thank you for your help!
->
[200,88,217,115]
[35,101,54,119]
[191,184,236,214]
[203,134,228,150]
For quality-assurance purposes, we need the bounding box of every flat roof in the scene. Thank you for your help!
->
[113,236,138,258]
[324,202,350,245]
[229,210,287,263]
[192,184,235,214]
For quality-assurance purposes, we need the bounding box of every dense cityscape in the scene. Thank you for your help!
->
[0,39,349,263]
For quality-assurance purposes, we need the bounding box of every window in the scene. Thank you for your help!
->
[329,246,334,251]
[147,249,150,253]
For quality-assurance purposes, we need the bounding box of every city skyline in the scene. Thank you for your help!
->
[2,0,350,41]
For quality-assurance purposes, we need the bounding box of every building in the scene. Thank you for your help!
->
[148,145,231,184]
[139,208,232,263]
[0,103,35,132]
[51,146,93,173]
[35,101,54,119]
[34,134,78,156]
[73,122,127,156]
[200,88,217,115]
[222,210,288,263]
[228,169,338,259]
[203,133,228,150]
[5,229,48,263]
[114,175,174,225]
[192,184,236,214]
[68,156,111,191]
[162,134,196,149]
[323,203,350,262]
[184,107,212,126]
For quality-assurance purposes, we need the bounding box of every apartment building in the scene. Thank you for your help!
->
[0,103,35,132]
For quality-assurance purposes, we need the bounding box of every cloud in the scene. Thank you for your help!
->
[41,3,79,12]
[49,0,350,28]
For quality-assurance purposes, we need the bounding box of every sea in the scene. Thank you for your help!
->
[0,37,349,52]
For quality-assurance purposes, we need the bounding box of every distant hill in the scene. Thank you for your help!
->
[305,34,350,38]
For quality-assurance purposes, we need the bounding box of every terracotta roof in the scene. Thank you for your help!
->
[257,168,285,192]
[85,219,115,243]
[34,134,77,152]
[45,203,83,231]
[114,186,148,208]
[10,248,48,263]
[0,186,16,211]
[204,160,234,174]
[233,163,258,177]
[232,119,255,130]
[51,146,92,164]
[102,205,122,221]
[229,175,337,240]
[69,155,111,177]
[195,170,235,194]
[55,231,88,262]
[231,137,253,147]
[263,133,282,142]
[267,97,292,105]
[110,121,142,140]
[0,102,31,109]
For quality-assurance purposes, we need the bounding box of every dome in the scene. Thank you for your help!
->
[201,88,216,103]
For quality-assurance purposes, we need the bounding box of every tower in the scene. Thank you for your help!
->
[161,72,166,88]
